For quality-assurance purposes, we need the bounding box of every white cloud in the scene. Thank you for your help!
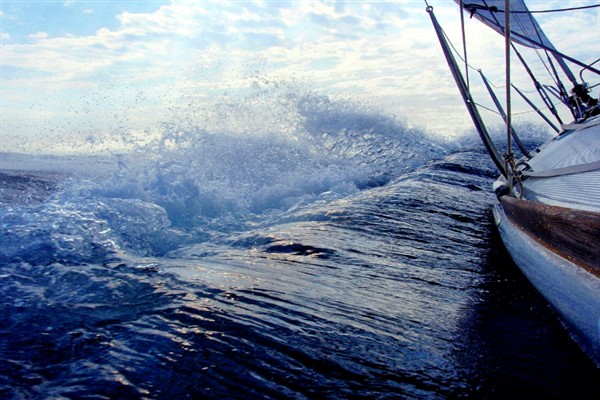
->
[27,32,49,40]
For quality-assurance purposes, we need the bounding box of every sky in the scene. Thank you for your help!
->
[1,0,599,153]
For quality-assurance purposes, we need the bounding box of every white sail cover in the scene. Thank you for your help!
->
[455,0,552,50]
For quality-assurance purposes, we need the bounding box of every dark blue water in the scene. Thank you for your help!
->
[1,99,598,399]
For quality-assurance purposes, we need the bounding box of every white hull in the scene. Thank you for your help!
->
[493,201,600,365]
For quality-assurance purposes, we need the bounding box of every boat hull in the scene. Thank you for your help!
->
[493,200,600,365]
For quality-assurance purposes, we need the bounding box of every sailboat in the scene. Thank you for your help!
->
[426,1,600,365]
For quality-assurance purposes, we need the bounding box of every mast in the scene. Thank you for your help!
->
[504,0,514,191]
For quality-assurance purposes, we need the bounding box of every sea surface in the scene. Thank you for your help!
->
[1,101,599,399]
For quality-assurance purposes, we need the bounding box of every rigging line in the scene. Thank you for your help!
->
[534,48,566,99]
[508,33,564,124]
[440,28,480,72]
[479,4,600,14]
[581,58,600,81]
[474,102,501,114]
[473,100,545,117]
[460,0,470,88]
[514,86,539,94]
[480,69,531,157]
[484,78,506,90]
[478,101,557,116]
[513,108,551,116]
[440,21,509,92]
[440,28,510,90]
[514,84,562,130]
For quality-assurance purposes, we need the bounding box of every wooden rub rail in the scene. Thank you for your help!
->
[501,196,600,274]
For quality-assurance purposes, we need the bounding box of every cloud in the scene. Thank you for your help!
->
[27,32,48,40]
[1,1,478,150]
[2,0,598,153]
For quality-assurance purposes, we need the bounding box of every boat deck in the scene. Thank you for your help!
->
[522,116,600,213]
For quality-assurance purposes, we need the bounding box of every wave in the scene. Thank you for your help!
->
[0,94,448,263]
[106,95,446,220]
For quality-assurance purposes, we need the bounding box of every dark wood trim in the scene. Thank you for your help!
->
[500,196,600,275]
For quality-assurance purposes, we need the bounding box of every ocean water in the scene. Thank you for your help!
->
[1,98,599,399]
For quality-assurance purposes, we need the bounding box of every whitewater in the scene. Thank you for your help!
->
[1,95,599,399]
